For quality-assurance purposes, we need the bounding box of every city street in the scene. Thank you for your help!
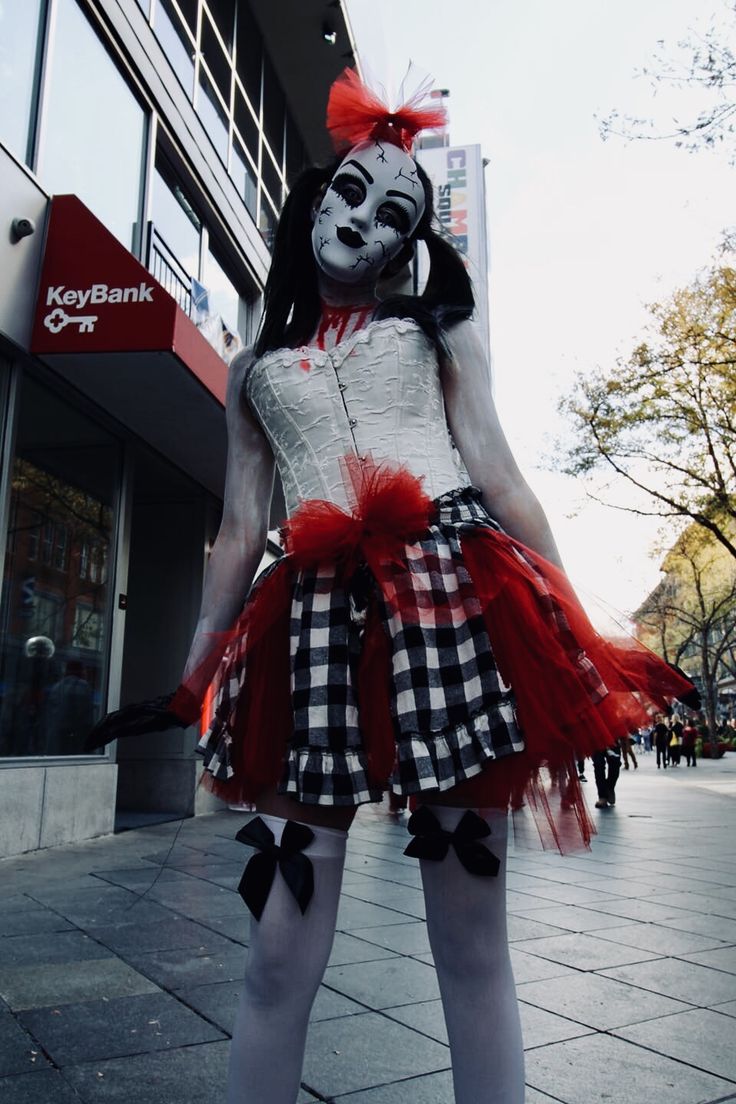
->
[1,750,735,1104]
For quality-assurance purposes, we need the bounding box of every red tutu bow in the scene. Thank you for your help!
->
[326,67,447,153]
[282,455,434,599]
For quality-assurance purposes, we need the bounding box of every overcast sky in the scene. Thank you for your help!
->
[345,0,734,619]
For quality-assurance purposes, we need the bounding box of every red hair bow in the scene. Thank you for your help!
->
[326,67,447,154]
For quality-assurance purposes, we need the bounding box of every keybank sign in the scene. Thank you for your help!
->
[30,195,177,355]
[42,282,156,336]
[46,283,155,307]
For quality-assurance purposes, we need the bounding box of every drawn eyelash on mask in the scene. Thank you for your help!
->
[375,141,388,164]
[350,253,374,269]
[375,213,407,236]
[318,206,333,224]
[330,173,366,207]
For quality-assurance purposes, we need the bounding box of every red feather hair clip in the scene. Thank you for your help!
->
[326,67,447,154]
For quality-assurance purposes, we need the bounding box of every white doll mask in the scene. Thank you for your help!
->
[311,141,426,285]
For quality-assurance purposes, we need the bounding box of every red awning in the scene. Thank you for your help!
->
[30,195,229,496]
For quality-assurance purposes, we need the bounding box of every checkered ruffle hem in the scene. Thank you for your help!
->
[197,487,526,806]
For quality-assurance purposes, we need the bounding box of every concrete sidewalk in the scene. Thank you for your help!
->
[1,751,735,1104]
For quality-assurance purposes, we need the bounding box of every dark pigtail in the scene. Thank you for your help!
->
[254,164,336,358]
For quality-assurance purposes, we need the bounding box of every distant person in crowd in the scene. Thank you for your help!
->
[592,741,621,808]
[681,720,698,767]
[44,660,94,755]
[621,730,638,770]
[653,714,670,768]
[577,758,587,782]
[668,716,683,766]
[642,726,652,753]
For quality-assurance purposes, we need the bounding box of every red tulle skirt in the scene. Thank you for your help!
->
[183,460,694,853]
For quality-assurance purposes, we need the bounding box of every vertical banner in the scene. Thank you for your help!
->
[417,144,490,364]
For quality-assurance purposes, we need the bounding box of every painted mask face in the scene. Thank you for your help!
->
[311,140,426,285]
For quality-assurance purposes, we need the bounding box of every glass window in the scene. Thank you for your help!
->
[262,52,285,166]
[203,245,248,337]
[0,376,121,759]
[151,164,201,277]
[0,0,46,164]
[234,83,259,165]
[258,197,277,253]
[153,0,195,97]
[235,3,262,115]
[206,0,235,53]
[197,67,229,163]
[175,0,198,36]
[261,147,283,212]
[231,136,257,220]
[38,0,147,250]
[201,9,231,104]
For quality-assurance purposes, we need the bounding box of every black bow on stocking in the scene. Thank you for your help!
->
[235,817,315,920]
[404,806,500,877]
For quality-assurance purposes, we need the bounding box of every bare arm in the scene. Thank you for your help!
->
[181,348,275,688]
[442,319,563,568]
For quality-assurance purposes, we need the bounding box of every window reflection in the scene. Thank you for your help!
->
[0,377,120,758]
[39,0,146,250]
[198,67,229,163]
[0,0,45,164]
[154,0,195,96]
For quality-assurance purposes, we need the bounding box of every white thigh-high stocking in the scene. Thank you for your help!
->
[226,815,347,1104]
[412,805,525,1104]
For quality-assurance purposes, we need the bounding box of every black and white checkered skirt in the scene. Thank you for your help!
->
[198,487,525,806]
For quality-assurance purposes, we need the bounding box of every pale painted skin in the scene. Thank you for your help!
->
[182,141,563,831]
[310,140,425,289]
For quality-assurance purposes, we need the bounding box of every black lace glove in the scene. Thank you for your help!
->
[83,687,199,752]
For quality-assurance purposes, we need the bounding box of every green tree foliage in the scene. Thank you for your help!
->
[559,255,736,560]
[635,524,736,733]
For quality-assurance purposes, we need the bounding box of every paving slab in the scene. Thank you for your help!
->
[592,921,731,957]
[0,958,159,1012]
[18,990,225,1066]
[518,970,691,1030]
[91,916,234,957]
[323,956,440,1009]
[679,944,736,975]
[124,943,247,989]
[302,1011,450,1097]
[600,957,736,1007]
[0,1068,82,1103]
[508,949,578,985]
[330,1068,455,1101]
[613,1007,736,1082]
[0,908,74,938]
[512,931,661,971]
[0,930,110,967]
[0,1010,48,1076]
[524,1031,736,1104]
[327,931,397,966]
[61,1039,232,1102]
[349,920,431,956]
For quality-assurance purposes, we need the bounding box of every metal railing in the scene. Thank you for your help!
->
[145,222,192,315]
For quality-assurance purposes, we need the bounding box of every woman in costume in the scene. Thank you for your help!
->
[90,70,696,1104]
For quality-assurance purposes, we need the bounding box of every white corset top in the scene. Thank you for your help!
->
[245,318,471,515]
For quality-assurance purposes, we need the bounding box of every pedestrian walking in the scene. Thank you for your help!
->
[653,715,670,768]
[682,720,698,767]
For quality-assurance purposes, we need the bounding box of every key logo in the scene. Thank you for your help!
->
[44,307,98,334]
